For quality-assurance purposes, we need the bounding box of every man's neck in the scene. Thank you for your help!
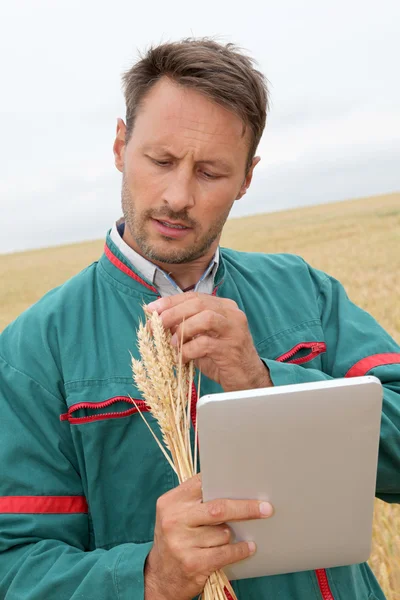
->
[122,227,218,291]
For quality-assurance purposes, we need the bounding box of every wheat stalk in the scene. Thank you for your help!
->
[131,308,238,600]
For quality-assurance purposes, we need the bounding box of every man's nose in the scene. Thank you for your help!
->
[162,169,195,212]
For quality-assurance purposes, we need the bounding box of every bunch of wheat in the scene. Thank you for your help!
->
[131,309,238,600]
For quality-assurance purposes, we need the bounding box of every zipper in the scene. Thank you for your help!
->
[223,587,235,600]
[190,383,198,428]
[60,396,149,425]
[276,341,327,365]
[315,569,335,600]
[276,343,334,599]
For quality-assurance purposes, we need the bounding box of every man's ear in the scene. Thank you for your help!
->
[113,118,127,173]
[236,156,261,200]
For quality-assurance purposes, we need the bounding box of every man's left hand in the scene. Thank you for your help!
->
[146,293,272,393]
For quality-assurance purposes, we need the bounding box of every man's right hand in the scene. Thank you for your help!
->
[144,473,274,600]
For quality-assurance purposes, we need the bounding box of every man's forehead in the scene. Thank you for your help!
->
[136,78,247,141]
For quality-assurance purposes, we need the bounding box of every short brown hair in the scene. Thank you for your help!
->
[122,38,269,171]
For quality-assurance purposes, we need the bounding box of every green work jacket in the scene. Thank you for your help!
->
[1,232,399,600]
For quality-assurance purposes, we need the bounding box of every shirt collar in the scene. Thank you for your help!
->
[109,221,219,296]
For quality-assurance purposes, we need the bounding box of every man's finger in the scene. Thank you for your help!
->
[146,292,202,315]
[193,524,232,548]
[161,298,230,332]
[158,297,209,331]
[172,311,227,345]
[190,498,274,527]
[162,473,203,502]
[203,540,257,573]
[180,335,218,364]
[177,473,203,497]
[146,293,231,327]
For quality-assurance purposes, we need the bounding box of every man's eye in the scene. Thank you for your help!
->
[153,159,170,167]
[202,171,218,180]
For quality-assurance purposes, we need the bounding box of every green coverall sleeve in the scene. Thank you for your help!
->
[0,354,152,599]
[261,270,400,504]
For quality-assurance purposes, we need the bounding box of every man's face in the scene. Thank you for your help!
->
[114,77,259,265]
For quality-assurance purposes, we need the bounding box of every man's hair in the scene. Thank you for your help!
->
[122,38,269,171]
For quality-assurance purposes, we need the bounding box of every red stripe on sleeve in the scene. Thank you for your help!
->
[0,496,88,514]
[345,353,400,378]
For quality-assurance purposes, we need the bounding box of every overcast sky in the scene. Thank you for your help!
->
[0,0,399,253]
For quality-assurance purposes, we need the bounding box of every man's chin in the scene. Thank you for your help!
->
[134,225,214,265]
[144,248,196,265]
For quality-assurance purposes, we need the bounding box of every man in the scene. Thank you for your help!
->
[0,38,399,600]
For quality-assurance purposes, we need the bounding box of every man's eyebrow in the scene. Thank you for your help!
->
[143,144,172,154]
[197,159,232,172]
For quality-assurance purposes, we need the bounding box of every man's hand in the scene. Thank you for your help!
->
[146,293,272,392]
[144,474,274,600]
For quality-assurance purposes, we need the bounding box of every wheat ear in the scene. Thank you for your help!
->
[131,308,238,600]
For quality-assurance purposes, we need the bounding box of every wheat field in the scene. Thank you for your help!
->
[1,191,399,598]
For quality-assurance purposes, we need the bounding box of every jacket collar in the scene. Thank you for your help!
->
[99,231,225,297]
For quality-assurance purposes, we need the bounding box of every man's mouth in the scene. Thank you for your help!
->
[155,219,190,230]
[151,218,193,239]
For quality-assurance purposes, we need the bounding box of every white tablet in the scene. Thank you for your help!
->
[197,376,383,581]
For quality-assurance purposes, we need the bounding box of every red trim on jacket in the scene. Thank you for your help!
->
[0,496,88,514]
[315,569,335,600]
[276,342,327,365]
[104,244,158,293]
[190,382,198,428]
[60,397,150,425]
[345,353,400,378]
[275,342,334,599]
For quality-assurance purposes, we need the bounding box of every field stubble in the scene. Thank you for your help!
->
[1,192,399,598]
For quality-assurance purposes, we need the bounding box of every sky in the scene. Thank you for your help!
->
[0,0,399,253]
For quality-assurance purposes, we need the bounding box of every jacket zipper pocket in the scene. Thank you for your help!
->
[60,396,149,425]
[276,341,326,365]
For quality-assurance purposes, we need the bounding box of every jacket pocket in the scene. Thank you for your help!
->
[256,319,327,371]
[60,396,149,424]
[63,380,174,549]
[276,341,327,365]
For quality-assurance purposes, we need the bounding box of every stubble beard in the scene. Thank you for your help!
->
[121,177,233,265]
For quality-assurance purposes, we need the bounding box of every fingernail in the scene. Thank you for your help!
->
[171,333,178,346]
[146,302,157,312]
[248,541,256,554]
[259,502,273,517]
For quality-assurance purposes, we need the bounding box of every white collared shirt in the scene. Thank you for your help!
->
[110,222,220,297]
